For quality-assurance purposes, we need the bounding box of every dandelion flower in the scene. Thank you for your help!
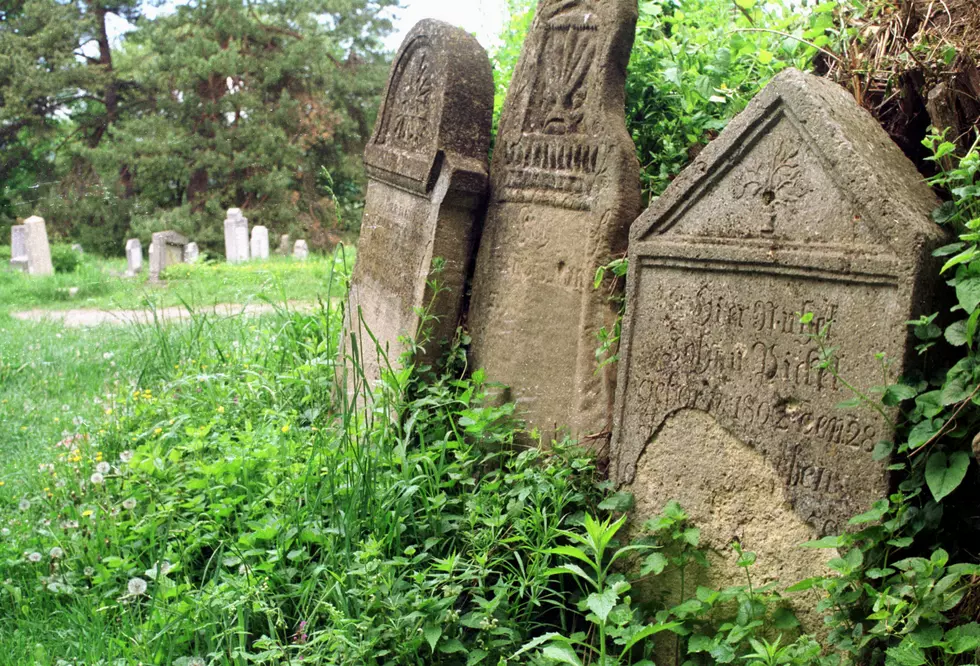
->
[27,552,42,563]
[96,462,111,475]
[217,406,225,414]
[49,547,64,559]
[81,509,94,518]
[281,425,290,434]
[90,473,104,485]
[122,498,137,510]
[18,499,30,512]
[119,450,133,463]
[127,577,148,596]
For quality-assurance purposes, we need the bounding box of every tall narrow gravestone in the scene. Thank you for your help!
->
[23,216,54,276]
[125,238,143,275]
[184,242,200,263]
[224,209,249,263]
[149,231,188,280]
[344,19,494,388]
[293,240,309,261]
[10,225,27,272]
[467,0,642,444]
[612,70,945,598]
[250,226,270,260]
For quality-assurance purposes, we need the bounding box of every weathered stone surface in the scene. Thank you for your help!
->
[250,226,270,260]
[125,238,143,275]
[293,240,309,260]
[612,69,945,608]
[344,19,493,388]
[468,0,643,444]
[184,242,200,263]
[10,225,27,272]
[23,216,54,276]
[149,231,188,280]
[277,234,291,255]
[224,209,249,263]
[71,244,84,255]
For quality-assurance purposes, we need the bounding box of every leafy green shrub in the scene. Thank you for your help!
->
[50,244,81,273]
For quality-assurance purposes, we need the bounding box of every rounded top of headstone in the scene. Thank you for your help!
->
[227,208,244,220]
[24,215,45,225]
[364,19,494,192]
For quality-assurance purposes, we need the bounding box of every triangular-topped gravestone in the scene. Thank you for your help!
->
[468,0,642,445]
[612,69,945,598]
[343,19,493,390]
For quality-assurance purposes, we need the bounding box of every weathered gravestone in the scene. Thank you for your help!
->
[277,234,291,256]
[149,231,188,280]
[344,19,493,388]
[224,209,249,263]
[23,216,54,276]
[125,238,143,275]
[467,0,642,444]
[184,242,200,264]
[10,225,27,272]
[250,226,270,260]
[293,240,309,261]
[612,69,945,601]
[71,244,84,255]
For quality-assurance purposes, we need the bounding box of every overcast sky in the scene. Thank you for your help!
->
[385,0,510,50]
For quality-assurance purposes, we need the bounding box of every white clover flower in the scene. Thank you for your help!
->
[49,547,64,559]
[27,552,42,563]
[103,352,114,360]
[122,498,137,511]
[90,473,104,485]
[18,499,30,512]
[96,462,111,475]
[119,450,133,463]
[127,577,147,596]
[1,528,9,537]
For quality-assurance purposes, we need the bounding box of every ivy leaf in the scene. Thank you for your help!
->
[945,622,980,653]
[849,499,889,525]
[598,491,634,512]
[688,635,714,653]
[883,384,918,406]
[925,451,970,502]
[885,642,927,666]
[641,552,668,576]
[585,589,618,622]
[954,263,980,313]
[908,419,942,450]
[945,320,969,346]
[933,200,959,225]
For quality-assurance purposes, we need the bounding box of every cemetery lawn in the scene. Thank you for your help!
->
[0,245,353,314]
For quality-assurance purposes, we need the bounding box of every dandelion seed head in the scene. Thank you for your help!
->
[122,498,137,510]
[18,499,30,512]
[27,552,42,563]
[127,577,148,596]
[49,547,64,559]
[90,473,104,485]
[96,462,111,474]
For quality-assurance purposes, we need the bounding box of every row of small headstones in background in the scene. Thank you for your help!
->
[8,209,310,280]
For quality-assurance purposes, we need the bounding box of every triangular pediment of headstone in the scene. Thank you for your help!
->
[632,69,938,261]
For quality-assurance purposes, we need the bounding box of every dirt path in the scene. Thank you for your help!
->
[11,301,316,328]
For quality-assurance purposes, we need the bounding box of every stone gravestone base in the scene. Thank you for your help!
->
[612,69,945,629]
[149,231,189,281]
[467,0,642,446]
[343,19,494,393]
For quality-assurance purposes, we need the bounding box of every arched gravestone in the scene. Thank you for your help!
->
[468,0,642,444]
[344,20,493,388]
[612,70,945,589]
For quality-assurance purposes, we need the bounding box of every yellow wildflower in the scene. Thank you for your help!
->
[281,425,290,434]
[82,510,93,518]
[217,406,225,414]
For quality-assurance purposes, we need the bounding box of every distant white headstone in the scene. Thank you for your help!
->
[250,226,270,260]
[184,242,200,263]
[224,208,249,263]
[277,234,291,255]
[23,216,54,276]
[71,244,84,255]
[125,238,143,275]
[293,239,309,261]
[10,225,27,272]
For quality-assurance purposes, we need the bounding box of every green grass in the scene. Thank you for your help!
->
[0,246,354,314]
